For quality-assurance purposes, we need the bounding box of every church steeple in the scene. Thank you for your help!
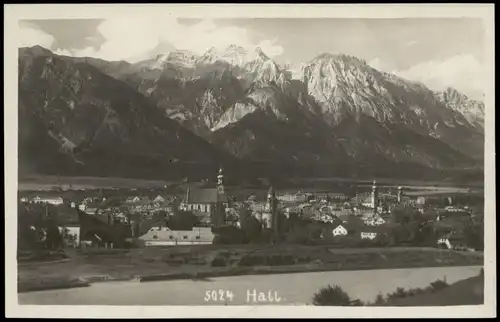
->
[212,167,226,229]
[216,167,224,195]
[371,180,379,209]
[266,186,279,234]
[267,186,276,209]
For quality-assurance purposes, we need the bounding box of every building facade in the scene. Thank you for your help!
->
[332,224,348,236]
[139,226,215,246]
[32,196,64,205]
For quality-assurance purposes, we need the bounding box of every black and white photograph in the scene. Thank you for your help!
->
[5,4,496,318]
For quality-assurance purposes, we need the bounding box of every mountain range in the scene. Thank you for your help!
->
[18,45,485,182]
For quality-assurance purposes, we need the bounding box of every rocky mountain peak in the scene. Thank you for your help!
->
[20,45,53,57]
[442,87,468,104]
[20,46,484,179]
[197,44,272,68]
[253,46,269,60]
[435,87,485,131]
[310,53,367,66]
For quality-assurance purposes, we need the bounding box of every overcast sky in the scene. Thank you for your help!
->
[19,18,485,100]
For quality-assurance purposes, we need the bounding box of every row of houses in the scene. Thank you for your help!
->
[320,221,391,241]
[21,196,64,205]
[276,191,349,204]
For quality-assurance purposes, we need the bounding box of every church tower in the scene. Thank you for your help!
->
[266,186,278,234]
[397,186,403,204]
[371,180,379,209]
[216,167,225,195]
[213,167,226,228]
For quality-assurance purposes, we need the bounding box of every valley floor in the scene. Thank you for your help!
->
[18,174,484,191]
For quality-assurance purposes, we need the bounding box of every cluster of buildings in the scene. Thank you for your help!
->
[19,170,480,251]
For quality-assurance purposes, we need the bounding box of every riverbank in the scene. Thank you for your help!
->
[19,266,483,305]
[18,245,483,293]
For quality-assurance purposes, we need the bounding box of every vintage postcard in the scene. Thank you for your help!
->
[4,3,496,318]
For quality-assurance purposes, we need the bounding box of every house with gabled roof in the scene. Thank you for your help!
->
[125,196,141,204]
[437,231,469,250]
[153,195,166,203]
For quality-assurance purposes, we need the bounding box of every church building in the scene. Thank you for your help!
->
[179,168,228,228]
[358,180,380,210]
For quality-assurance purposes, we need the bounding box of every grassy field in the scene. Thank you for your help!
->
[18,245,484,293]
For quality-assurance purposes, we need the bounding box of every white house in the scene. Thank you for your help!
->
[139,226,214,246]
[360,231,378,240]
[364,216,386,226]
[125,196,141,204]
[20,197,29,203]
[276,192,308,203]
[444,206,468,213]
[78,203,87,211]
[84,207,100,215]
[32,196,64,205]
[153,195,166,203]
[437,237,452,249]
[332,224,348,236]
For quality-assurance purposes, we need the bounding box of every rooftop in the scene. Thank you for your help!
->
[139,226,214,242]
[186,188,223,204]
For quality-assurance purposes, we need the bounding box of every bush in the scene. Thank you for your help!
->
[312,285,352,306]
[387,287,408,300]
[124,238,145,249]
[239,255,266,267]
[430,279,449,292]
[211,257,227,267]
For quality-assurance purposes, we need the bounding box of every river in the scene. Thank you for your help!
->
[18,266,482,305]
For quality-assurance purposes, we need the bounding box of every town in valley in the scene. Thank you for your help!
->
[18,169,484,254]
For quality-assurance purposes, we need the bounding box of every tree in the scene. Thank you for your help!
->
[44,219,63,250]
[312,285,352,306]
[414,221,437,246]
[307,223,323,241]
[240,215,262,243]
[212,226,246,245]
[430,279,449,292]
[276,211,290,235]
[464,222,484,250]
[392,207,421,224]
[167,210,200,230]
[374,293,386,305]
